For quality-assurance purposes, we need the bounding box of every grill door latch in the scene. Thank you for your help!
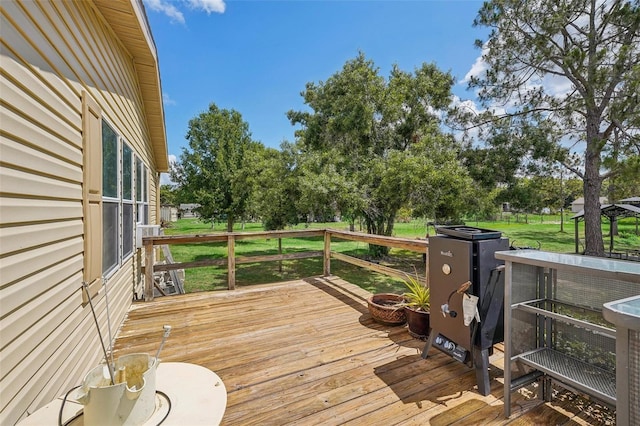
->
[441,281,473,318]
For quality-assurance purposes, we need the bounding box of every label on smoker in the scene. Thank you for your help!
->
[433,333,469,363]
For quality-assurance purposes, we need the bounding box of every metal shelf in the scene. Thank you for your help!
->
[514,299,616,339]
[515,348,616,406]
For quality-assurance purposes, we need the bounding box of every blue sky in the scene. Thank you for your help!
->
[143,0,489,165]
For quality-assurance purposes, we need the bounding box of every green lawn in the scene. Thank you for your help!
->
[161,216,639,294]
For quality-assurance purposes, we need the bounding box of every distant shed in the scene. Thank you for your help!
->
[180,203,201,218]
[161,206,178,222]
[570,196,608,213]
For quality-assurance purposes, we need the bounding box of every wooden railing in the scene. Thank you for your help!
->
[142,228,429,301]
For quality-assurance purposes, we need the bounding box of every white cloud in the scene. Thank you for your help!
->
[460,43,488,85]
[144,0,185,24]
[187,0,226,14]
[144,0,225,23]
[163,92,176,106]
[447,95,482,143]
[451,96,482,116]
[160,173,174,185]
[541,74,574,98]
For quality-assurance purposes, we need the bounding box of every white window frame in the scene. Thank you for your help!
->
[122,143,134,259]
[136,157,149,226]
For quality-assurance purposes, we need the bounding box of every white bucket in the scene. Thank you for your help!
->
[77,354,157,426]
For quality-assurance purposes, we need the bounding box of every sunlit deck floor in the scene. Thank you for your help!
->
[112,276,615,425]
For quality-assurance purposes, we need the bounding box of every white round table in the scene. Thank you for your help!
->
[18,362,227,425]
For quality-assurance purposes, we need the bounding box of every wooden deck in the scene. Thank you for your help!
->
[112,276,615,425]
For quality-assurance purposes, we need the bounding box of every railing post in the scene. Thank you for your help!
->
[278,238,283,272]
[144,239,154,301]
[323,231,331,276]
[228,234,236,289]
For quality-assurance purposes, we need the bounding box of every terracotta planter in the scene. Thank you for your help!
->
[367,293,406,325]
[405,307,430,340]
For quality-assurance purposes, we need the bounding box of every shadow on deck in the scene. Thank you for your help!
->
[112,276,614,425]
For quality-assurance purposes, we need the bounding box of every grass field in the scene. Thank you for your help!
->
[161,216,639,294]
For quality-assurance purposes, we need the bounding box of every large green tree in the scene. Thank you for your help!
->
[466,0,640,256]
[288,53,462,255]
[172,103,256,231]
[295,147,362,226]
[249,142,303,230]
[410,132,476,223]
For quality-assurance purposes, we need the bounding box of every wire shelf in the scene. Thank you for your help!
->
[517,348,616,406]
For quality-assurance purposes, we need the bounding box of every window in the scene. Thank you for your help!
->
[102,121,138,276]
[102,121,119,274]
[136,157,149,225]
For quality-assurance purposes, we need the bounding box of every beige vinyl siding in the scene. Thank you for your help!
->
[0,104,82,165]
[0,197,80,223]
[150,169,159,222]
[0,1,163,424]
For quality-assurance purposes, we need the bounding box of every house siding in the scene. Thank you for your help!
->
[0,1,163,424]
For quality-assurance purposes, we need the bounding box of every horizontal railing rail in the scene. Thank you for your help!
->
[142,228,428,301]
[325,228,429,252]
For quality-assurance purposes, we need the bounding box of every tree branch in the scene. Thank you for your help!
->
[562,161,584,179]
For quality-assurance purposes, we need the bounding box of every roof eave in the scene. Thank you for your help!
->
[94,0,169,172]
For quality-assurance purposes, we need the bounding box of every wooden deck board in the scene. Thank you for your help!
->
[112,276,615,425]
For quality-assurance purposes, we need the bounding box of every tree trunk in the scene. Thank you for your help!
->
[559,169,564,233]
[581,12,606,257]
[583,128,605,256]
[365,216,391,257]
[226,216,234,232]
[608,130,620,236]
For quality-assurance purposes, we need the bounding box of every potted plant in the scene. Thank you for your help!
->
[402,272,431,340]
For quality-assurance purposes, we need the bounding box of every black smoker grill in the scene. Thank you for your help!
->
[422,226,509,395]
